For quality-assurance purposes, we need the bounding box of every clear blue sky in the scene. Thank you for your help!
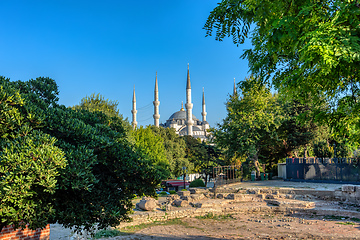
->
[0,0,251,127]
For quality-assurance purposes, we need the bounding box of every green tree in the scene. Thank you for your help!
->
[0,77,164,232]
[148,126,188,178]
[73,93,132,140]
[132,126,170,177]
[183,135,223,185]
[211,77,283,177]
[204,0,360,143]
[0,78,66,231]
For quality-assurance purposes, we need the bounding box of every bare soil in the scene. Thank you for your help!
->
[99,211,360,240]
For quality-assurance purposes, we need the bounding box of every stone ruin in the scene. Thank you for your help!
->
[119,184,360,229]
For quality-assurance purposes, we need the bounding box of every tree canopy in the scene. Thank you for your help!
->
[205,0,360,143]
[0,77,163,232]
[148,126,188,178]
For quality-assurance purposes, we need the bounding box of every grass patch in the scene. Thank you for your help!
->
[94,229,125,239]
[350,217,360,222]
[336,222,356,225]
[122,218,203,233]
[324,215,349,221]
[196,212,235,220]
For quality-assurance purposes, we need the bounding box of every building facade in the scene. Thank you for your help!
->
[132,65,210,140]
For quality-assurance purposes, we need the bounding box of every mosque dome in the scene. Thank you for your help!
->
[168,102,198,121]
[168,110,198,121]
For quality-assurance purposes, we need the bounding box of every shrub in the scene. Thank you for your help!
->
[169,190,176,194]
[0,77,165,233]
[189,178,205,187]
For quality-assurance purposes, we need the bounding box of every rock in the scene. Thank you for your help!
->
[167,194,180,201]
[173,199,189,207]
[137,197,158,211]
[216,193,225,199]
[189,188,208,194]
[165,203,173,211]
[342,185,356,192]
[265,194,275,199]
[265,199,315,208]
[177,190,191,197]
[180,196,189,201]
[247,188,260,194]
[190,194,205,201]
[225,193,250,201]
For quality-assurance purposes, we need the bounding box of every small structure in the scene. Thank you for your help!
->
[285,157,360,183]
[161,179,190,192]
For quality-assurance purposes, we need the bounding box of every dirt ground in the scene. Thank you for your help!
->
[97,211,360,240]
[50,181,360,239]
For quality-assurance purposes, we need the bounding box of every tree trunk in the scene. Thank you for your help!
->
[253,152,261,177]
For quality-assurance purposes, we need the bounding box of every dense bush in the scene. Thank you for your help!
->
[189,178,206,187]
[0,77,164,232]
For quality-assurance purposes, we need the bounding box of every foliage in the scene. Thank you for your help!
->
[183,135,223,186]
[189,178,205,188]
[149,126,188,178]
[205,0,360,144]
[195,212,234,220]
[0,77,67,231]
[313,140,333,158]
[73,93,132,140]
[211,77,283,176]
[94,229,124,239]
[169,190,177,194]
[0,76,164,232]
[132,126,170,172]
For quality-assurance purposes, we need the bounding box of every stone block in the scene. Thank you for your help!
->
[225,193,249,201]
[247,188,260,194]
[189,188,207,194]
[260,189,272,194]
[180,196,189,201]
[167,195,180,201]
[177,190,191,197]
[265,199,315,208]
[173,199,189,207]
[265,194,275,199]
[216,193,225,199]
[342,185,355,192]
[272,190,279,195]
[190,194,205,201]
[137,198,158,211]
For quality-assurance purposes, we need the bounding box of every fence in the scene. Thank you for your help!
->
[212,165,242,186]
[286,157,360,182]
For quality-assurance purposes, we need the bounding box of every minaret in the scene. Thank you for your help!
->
[131,86,137,130]
[185,64,194,136]
[201,87,207,122]
[153,72,160,127]
[233,78,237,96]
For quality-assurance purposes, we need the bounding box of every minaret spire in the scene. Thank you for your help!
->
[201,87,207,123]
[131,86,137,130]
[185,63,193,136]
[153,72,160,127]
[233,78,237,96]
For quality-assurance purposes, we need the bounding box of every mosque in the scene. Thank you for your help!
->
[131,65,210,140]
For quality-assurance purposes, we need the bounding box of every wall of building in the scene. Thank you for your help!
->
[0,224,50,240]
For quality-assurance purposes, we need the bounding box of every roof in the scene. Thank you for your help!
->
[161,180,190,187]
[179,126,202,133]
[168,110,198,121]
